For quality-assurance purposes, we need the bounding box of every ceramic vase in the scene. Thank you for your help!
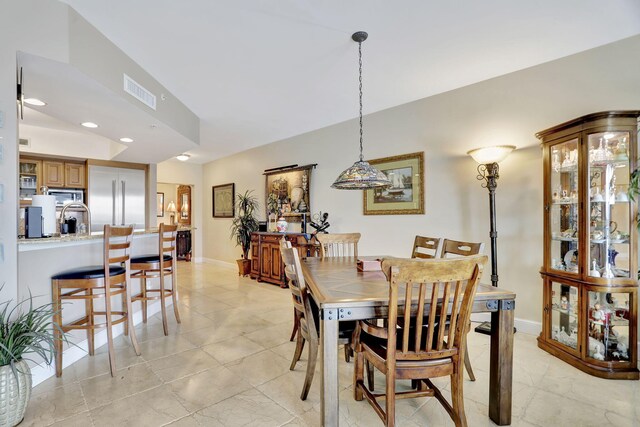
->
[0,360,32,427]
[276,217,288,233]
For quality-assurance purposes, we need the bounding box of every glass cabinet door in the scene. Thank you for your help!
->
[587,132,631,279]
[549,281,579,351]
[587,290,632,362]
[549,138,579,274]
[19,159,41,202]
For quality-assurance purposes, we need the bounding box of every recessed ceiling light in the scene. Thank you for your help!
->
[176,154,190,161]
[119,137,134,143]
[24,98,46,106]
[81,122,99,128]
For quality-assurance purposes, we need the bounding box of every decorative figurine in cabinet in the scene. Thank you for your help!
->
[538,111,639,379]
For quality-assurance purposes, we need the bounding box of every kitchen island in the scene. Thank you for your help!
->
[17,227,192,385]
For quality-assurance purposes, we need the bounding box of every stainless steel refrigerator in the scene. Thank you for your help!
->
[88,165,146,232]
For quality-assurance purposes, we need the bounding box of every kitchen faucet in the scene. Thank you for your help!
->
[59,202,92,235]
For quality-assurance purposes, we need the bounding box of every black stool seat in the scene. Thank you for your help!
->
[52,265,126,280]
[131,254,173,264]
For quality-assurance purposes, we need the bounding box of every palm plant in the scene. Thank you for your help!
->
[230,190,260,259]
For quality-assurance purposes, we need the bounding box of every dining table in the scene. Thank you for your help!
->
[301,256,516,426]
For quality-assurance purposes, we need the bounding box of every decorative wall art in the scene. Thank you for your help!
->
[156,192,164,217]
[264,164,316,223]
[212,183,235,218]
[363,151,424,215]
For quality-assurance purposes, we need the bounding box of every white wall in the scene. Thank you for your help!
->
[202,35,640,326]
[157,160,203,260]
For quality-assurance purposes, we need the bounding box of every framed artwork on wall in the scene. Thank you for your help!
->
[264,164,315,222]
[157,192,164,217]
[212,183,235,218]
[363,151,424,215]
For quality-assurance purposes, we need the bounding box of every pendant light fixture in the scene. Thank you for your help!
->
[332,31,391,190]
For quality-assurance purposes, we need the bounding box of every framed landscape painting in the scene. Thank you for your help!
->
[363,151,424,215]
[212,183,235,218]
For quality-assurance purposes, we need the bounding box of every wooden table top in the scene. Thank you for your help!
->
[301,256,516,309]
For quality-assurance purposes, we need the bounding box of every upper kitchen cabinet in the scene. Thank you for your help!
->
[65,163,85,188]
[43,161,64,187]
[19,157,41,205]
[42,160,86,189]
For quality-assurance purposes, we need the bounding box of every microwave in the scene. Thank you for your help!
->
[47,189,84,207]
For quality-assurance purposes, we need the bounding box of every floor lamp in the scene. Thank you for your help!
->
[467,145,515,334]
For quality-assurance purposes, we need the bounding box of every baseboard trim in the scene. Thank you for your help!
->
[200,258,236,269]
[470,313,541,336]
[29,300,165,387]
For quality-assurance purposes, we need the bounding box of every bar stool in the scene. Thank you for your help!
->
[52,225,140,377]
[130,223,180,336]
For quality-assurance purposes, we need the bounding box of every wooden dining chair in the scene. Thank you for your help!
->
[411,236,442,259]
[440,238,484,381]
[315,232,361,259]
[280,239,356,400]
[353,255,487,427]
[130,223,181,336]
[52,225,140,377]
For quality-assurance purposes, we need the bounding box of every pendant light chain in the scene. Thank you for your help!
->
[358,40,364,162]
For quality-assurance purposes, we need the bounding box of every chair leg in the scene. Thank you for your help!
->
[290,332,305,370]
[464,343,476,382]
[385,368,396,427]
[301,339,318,401]
[353,350,365,401]
[52,281,63,377]
[344,344,351,363]
[125,272,141,357]
[171,262,181,324]
[104,282,116,377]
[141,273,148,323]
[451,368,468,427]
[289,310,299,342]
[86,289,95,356]
[366,360,375,391]
[159,269,169,336]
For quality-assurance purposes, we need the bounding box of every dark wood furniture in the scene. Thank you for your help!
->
[52,225,140,377]
[410,235,441,259]
[131,223,181,336]
[301,256,516,426]
[353,256,487,427]
[537,111,639,380]
[176,229,192,261]
[250,232,312,287]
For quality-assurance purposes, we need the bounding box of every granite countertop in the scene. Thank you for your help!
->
[18,226,194,245]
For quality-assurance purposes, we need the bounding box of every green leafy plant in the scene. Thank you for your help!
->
[0,290,62,381]
[230,190,260,259]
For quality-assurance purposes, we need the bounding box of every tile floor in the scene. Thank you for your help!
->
[26,262,640,426]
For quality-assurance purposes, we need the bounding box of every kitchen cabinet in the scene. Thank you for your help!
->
[537,111,639,379]
[19,158,41,206]
[43,161,86,189]
[88,165,146,232]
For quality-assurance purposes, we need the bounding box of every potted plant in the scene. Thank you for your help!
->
[230,190,260,276]
[0,292,61,427]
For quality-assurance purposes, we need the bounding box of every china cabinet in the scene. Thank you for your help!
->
[537,111,639,379]
[19,157,41,205]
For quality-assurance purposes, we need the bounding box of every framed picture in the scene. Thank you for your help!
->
[156,192,164,217]
[363,151,424,215]
[264,164,315,222]
[212,183,235,218]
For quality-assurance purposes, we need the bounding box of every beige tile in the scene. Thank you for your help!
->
[202,335,266,364]
[168,365,252,412]
[138,334,197,361]
[166,415,202,426]
[181,324,248,347]
[89,385,189,426]
[225,349,293,387]
[62,342,144,381]
[182,295,233,315]
[46,412,94,427]
[193,389,295,426]
[148,348,219,382]
[80,363,162,409]
[257,369,319,416]
[21,382,87,427]
[244,322,295,349]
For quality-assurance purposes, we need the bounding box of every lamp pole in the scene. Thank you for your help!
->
[478,162,500,287]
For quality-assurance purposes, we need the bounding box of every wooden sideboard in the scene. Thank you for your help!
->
[250,232,319,287]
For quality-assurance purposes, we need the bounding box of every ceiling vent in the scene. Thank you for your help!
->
[19,138,30,147]
[123,74,156,110]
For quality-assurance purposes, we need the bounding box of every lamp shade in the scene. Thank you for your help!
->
[166,201,177,213]
[331,161,391,189]
[467,145,515,164]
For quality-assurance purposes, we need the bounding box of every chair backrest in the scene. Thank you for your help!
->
[159,223,178,259]
[315,233,361,259]
[380,255,487,364]
[411,236,442,259]
[104,224,134,274]
[279,239,317,337]
[440,239,484,258]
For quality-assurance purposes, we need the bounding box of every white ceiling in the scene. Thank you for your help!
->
[59,0,640,163]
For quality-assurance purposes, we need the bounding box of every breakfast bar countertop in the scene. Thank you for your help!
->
[18,226,194,251]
